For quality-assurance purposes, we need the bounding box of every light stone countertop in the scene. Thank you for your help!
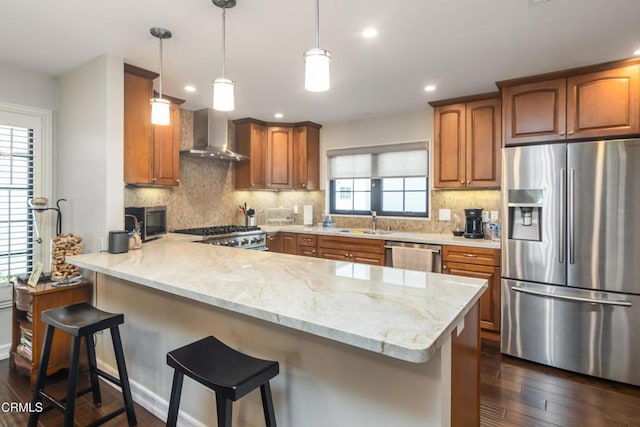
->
[68,238,486,363]
[259,224,501,249]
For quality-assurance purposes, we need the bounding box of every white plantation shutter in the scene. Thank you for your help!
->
[0,124,34,278]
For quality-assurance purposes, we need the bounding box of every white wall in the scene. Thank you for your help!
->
[56,54,124,253]
[0,64,57,111]
[319,108,434,188]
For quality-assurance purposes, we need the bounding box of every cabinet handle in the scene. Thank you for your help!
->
[568,130,574,135]
[560,130,565,136]
[152,177,156,182]
[176,179,180,183]
[303,238,312,242]
[460,180,464,185]
[463,254,477,258]
[443,264,447,270]
[467,180,471,185]
[345,253,349,257]
[302,183,306,188]
[312,249,316,254]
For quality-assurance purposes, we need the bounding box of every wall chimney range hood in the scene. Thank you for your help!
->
[181,108,248,161]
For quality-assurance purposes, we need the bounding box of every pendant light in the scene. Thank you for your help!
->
[150,27,172,125]
[304,0,331,92]
[212,0,236,111]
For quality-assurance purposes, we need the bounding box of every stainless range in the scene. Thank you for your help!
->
[173,225,267,250]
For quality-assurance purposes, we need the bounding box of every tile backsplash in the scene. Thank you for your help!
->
[125,109,501,233]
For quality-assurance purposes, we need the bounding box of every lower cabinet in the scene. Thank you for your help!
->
[281,232,296,255]
[266,232,282,253]
[442,245,501,340]
[296,234,317,257]
[317,235,386,266]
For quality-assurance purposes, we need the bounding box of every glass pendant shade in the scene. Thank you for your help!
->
[213,77,235,111]
[304,48,331,92]
[150,98,171,125]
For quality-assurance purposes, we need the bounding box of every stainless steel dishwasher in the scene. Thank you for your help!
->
[385,241,442,273]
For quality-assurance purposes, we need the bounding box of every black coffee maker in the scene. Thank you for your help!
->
[463,208,484,239]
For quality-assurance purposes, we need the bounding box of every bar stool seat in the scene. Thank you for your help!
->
[28,302,137,427]
[166,336,279,426]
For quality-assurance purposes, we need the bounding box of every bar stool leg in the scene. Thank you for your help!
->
[215,394,233,427]
[166,370,184,427]
[85,333,102,406]
[28,324,55,427]
[63,336,82,427]
[110,326,137,426]
[260,382,277,427]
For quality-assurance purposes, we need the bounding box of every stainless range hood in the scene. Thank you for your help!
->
[180,108,248,161]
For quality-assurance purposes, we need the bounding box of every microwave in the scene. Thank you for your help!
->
[125,206,167,242]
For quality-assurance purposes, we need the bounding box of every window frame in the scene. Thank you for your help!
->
[0,102,53,278]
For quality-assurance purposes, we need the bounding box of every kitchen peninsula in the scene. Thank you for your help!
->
[68,237,486,426]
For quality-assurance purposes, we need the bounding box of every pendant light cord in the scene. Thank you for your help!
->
[158,37,163,98]
[315,0,320,48]
[221,8,226,78]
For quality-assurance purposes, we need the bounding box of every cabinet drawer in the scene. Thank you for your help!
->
[296,233,317,246]
[317,235,385,254]
[443,245,500,267]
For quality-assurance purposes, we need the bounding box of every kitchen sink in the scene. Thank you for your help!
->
[336,229,393,235]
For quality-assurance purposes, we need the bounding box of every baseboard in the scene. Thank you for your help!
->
[0,343,11,361]
[97,358,206,427]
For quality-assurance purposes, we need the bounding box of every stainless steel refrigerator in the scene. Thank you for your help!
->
[501,139,640,386]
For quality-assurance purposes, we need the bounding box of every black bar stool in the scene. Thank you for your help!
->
[166,336,279,427]
[28,302,137,427]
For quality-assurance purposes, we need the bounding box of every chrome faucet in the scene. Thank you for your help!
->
[371,211,377,231]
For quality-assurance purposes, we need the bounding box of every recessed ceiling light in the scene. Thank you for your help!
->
[362,28,378,39]
[274,113,283,119]
[184,85,196,92]
[634,48,640,56]
[424,85,436,92]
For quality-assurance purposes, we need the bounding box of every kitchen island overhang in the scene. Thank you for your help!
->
[68,238,486,426]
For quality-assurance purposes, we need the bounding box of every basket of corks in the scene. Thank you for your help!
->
[51,233,83,281]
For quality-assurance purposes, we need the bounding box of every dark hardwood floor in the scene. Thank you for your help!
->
[480,339,640,426]
[1,340,639,426]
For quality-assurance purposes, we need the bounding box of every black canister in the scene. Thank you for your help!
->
[108,230,129,254]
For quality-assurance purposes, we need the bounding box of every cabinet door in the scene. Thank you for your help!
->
[443,262,501,333]
[434,104,466,188]
[281,233,296,254]
[567,65,640,139]
[293,125,320,190]
[465,98,501,188]
[235,122,266,189]
[503,79,566,145]
[317,247,349,261]
[124,72,153,184]
[152,103,180,186]
[266,233,282,253]
[266,127,293,189]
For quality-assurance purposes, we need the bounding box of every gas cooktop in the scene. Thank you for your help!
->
[173,225,261,236]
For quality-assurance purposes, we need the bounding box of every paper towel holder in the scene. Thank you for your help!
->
[303,205,313,226]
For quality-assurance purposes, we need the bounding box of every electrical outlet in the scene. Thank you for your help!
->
[293,205,299,214]
[482,211,489,222]
[490,211,499,220]
[438,208,451,221]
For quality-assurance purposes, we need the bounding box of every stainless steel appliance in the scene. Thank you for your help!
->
[501,139,640,386]
[463,208,484,239]
[173,225,267,250]
[125,206,167,241]
[385,241,442,273]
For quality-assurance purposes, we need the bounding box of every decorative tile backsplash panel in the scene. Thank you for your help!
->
[125,109,501,232]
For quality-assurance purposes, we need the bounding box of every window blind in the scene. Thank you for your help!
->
[327,141,428,179]
[0,125,34,279]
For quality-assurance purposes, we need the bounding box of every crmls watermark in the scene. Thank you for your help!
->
[1,401,44,413]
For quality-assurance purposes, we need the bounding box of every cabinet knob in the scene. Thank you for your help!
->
[152,177,156,182]
[560,131,566,136]
[312,249,316,254]
[302,183,306,188]
[467,180,471,185]
[443,264,447,270]
[460,180,464,185]
[568,130,574,135]
[176,179,180,183]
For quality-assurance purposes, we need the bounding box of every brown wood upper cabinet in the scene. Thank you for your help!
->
[124,64,183,186]
[431,95,501,189]
[500,63,640,145]
[234,118,321,190]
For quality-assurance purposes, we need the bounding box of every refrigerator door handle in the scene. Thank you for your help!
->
[559,168,566,264]
[512,286,632,307]
[568,168,576,264]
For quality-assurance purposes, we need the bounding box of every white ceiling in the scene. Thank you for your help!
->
[2,0,640,124]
